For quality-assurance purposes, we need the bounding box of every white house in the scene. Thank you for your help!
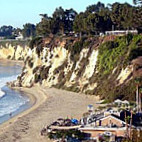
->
[105,30,138,36]
[16,32,23,40]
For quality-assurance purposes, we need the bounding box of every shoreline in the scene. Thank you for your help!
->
[0,59,100,142]
[0,59,30,125]
[0,86,99,142]
[0,86,47,135]
[0,58,24,66]
[0,59,44,134]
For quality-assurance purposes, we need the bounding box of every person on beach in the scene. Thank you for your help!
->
[9,113,12,118]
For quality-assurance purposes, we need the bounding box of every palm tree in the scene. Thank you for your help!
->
[135,78,140,113]
[120,104,135,140]
[129,108,135,140]
[125,115,131,138]
[139,88,142,113]
[120,105,129,138]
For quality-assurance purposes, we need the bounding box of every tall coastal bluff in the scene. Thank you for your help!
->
[0,42,29,60]
[0,35,142,101]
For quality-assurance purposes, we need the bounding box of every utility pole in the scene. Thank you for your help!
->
[136,85,139,113]
[139,89,142,113]
[112,25,114,31]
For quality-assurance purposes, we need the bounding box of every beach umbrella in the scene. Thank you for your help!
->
[71,119,78,124]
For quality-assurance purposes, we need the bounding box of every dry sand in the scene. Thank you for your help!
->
[0,86,100,142]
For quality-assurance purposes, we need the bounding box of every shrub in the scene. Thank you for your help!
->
[28,59,33,68]
[40,66,51,80]
[34,74,41,83]
[33,66,40,74]
[29,36,43,49]
[7,55,11,59]
[89,34,142,101]
[129,48,142,61]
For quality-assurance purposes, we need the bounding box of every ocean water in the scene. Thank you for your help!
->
[0,61,30,124]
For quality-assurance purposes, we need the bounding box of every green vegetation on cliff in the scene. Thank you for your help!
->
[97,34,142,75]
[50,34,142,101]
[14,34,142,102]
[88,34,142,101]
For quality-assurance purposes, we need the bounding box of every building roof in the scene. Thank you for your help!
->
[88,113,127,125]
[90,113,104,121]
[79,126,127,131]
[122,100,129,104]
[114,99,122,103]
[100,114,126,125]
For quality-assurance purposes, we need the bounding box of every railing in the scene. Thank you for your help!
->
[0,39,29,42]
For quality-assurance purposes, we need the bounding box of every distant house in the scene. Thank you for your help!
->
[105,30,138,36]
[114,99,122,105]
[122,100,129,105]
[0,36,4,40]
[104,108,120,117]
[16,32,23,40]
[114,99,130,106]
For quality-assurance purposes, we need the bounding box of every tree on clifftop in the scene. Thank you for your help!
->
[35,1,142,37]
[73,2,112,35]
[84,13,104,35]
[86,2,105,13]
[36,14,53,37]
[73,12,87,36]
[22,23,36,38]
[110,3,134,30]
[36,7,77,36]
[52,7,77,34]
[0,25,15,39]
[133,0,142,5]
[64,8,77,33]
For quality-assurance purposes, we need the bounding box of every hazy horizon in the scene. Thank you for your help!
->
[0,0,133,28]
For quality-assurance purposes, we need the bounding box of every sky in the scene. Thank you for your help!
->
[0,0,133,28]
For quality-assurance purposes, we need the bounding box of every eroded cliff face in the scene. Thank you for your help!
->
[1,35,142,101]
[10,38,102,90]
[0,43,29,60]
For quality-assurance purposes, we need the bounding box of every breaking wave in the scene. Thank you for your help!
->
[0,75,18,99]
[0,75,29,118]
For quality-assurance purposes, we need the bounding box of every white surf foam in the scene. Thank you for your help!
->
[0,75,29,117]
[0,90,5,98]
[0,97,28,117]
[0,75,18,99]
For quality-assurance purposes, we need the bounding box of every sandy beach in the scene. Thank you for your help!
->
[0,86,99,142]
[0,59,24,66]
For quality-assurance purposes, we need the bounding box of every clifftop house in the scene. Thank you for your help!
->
[15,32,24,40]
